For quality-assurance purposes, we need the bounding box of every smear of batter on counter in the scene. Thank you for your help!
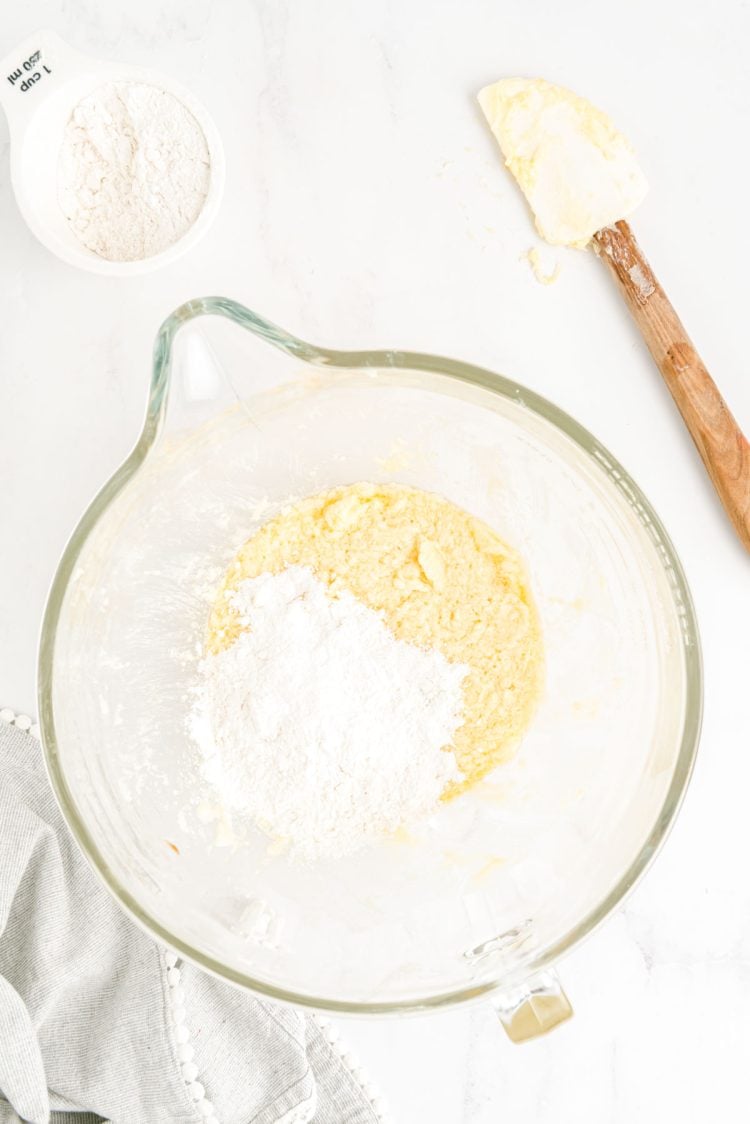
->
[208,483,543,796]
[478,77,648,247]
[523,246,560,285]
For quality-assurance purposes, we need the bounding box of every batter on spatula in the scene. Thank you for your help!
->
[478,77,648,247]
[479,77,750,550]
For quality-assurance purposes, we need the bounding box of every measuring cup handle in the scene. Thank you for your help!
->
[0,30,87,138]
[491,968,573,1043]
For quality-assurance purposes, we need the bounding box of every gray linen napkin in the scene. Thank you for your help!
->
[0,720,384,1124]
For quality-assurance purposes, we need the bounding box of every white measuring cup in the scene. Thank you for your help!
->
[0,30,225,275]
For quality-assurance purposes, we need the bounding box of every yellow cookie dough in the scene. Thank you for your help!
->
[208,483,543,795]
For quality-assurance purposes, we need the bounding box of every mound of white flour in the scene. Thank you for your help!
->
[58,81,210,261]
[191,566,467,861]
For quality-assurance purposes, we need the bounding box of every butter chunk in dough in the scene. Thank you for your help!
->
[208,483,543,796]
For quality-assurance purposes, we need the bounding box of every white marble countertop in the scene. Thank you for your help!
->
[1,1,749,1120]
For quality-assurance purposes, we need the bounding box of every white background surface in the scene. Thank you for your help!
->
[1,2,749,1121]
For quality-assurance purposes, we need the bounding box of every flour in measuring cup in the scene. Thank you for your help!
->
[57,81,210,261]
[190,566,468,861]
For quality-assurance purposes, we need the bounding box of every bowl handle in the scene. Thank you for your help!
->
[491,968,573,1042]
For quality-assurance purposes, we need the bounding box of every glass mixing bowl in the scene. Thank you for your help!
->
[38,297,702,1040]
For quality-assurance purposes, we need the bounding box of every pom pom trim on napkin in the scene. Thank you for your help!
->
[0,707,39,739]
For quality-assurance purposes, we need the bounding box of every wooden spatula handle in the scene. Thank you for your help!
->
[594,220,750,552]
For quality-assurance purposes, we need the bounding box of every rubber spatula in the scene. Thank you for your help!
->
[479,78,750,552]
